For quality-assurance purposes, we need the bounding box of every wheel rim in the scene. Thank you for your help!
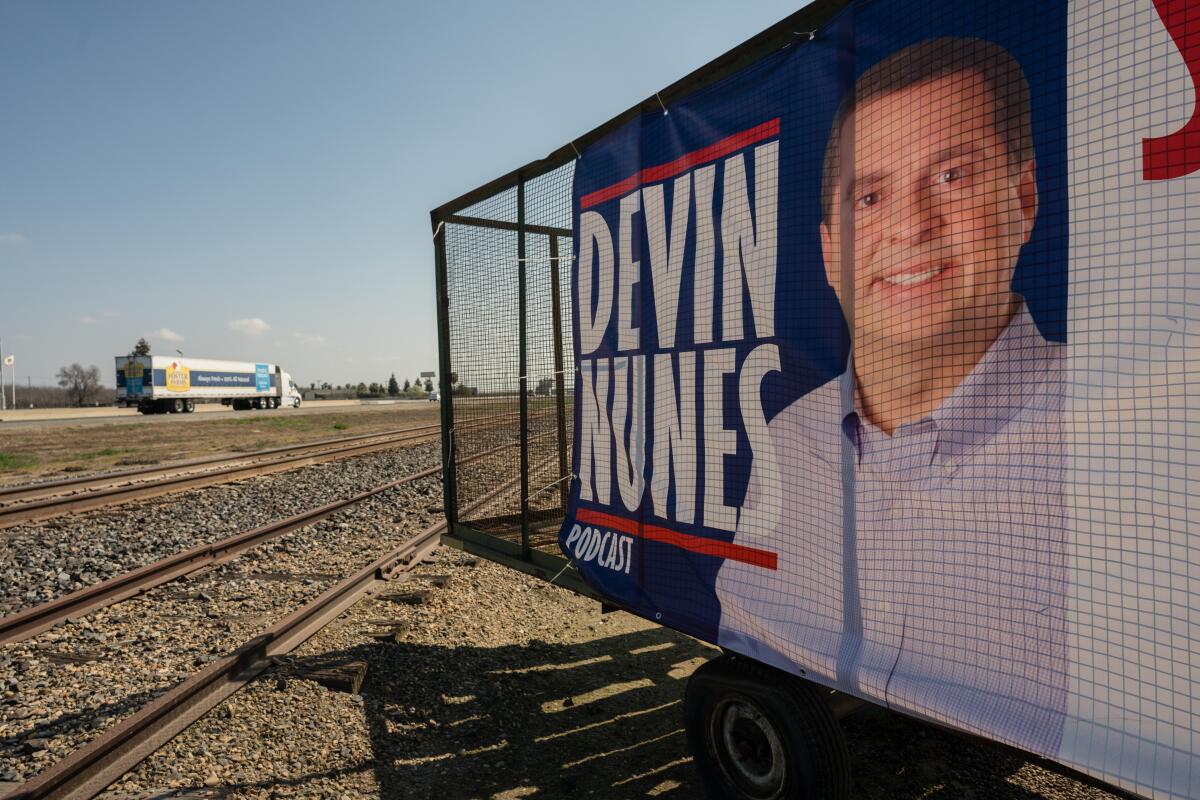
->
[710,695,787,799]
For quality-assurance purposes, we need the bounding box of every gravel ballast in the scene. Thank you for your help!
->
[0,455,445,784]
[85,551,1123,800]
[0,442,444,616]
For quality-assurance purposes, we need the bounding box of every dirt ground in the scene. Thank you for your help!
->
[0,405,443,486]
[102,551,1128,800]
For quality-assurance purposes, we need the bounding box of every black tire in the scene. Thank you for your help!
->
[171,398,184,414]
[184,399,195,413]
[684,654,850,800]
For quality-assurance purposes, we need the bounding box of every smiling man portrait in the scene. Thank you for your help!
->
[717,36,1068,757]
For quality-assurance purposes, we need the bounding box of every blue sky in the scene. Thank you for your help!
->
[1,0,803,389]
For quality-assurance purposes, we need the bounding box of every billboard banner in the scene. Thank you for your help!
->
[558,0,1200,796]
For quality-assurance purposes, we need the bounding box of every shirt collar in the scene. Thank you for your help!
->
[842,305,1060,462]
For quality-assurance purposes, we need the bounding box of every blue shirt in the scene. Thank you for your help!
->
[716,306,1067,756]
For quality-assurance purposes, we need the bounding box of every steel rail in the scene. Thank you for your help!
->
[0,408,528,507]
[7,464,538,800]
[0,434,543,644]
[0,423,446,503]
[0,427,451,530]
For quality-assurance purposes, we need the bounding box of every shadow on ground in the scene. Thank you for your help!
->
[248,623,1122,800]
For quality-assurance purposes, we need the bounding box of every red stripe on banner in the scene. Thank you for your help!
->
[575,508,778,570]
[579,118,781,209]
[1143,0,1200,180]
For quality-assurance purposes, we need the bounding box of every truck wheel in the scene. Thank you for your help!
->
[184,399,195,413]
[171,399,184,414]
[684,654,850,800]
[258,397,268,410]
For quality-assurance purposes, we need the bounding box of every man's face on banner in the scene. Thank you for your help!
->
[821,69,1039,350]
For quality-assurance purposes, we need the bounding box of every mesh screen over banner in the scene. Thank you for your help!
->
[437,0,1200,797]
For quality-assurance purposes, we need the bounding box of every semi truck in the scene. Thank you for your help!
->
[115,355,302,414]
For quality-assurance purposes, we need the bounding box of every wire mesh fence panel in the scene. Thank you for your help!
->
[441,161,576,547]
[433,0,1200,796]
[523,164,575,549]
[444,210,522,532]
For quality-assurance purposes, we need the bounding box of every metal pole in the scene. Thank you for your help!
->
[518,177,530,560]
[431,212,459,528]
[1,338,6,412]
[548,234,570,511]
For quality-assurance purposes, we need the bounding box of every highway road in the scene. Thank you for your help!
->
[0,399,436,430]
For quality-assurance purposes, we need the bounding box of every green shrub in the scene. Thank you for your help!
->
[0,452,37,471]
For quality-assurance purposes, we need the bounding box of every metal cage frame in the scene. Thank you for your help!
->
[428,0,851,596]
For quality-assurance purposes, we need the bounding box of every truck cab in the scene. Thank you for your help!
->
[280,372,302,408]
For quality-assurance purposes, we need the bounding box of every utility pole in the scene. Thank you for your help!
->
[2,353,15,409]
[0,338,6,412]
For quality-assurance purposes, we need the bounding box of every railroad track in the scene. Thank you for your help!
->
[6,463,536,800]
[0,412,532,530]
[0,436,526,645]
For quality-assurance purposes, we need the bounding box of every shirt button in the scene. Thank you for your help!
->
[943,461,956,475]
[889,507,903,520]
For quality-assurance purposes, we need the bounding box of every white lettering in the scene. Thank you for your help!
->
[644,174,691,349]
[564,523,583,550]
[612,355,646,512]
[584,528,605,561]
[617,191,641,351]
[650,351,696,523]
[578,360,612,504]
[703,348,738,531]
[736,344,781,539]
[692,164,717,344]
[720,141,778,340]
[598,531,613,567]
[577,211,615,355]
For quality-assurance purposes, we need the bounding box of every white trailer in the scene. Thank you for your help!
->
[115,355,302,414]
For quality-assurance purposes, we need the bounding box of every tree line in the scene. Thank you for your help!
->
[309,374,436,399]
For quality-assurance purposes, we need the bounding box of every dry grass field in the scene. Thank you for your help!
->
[0,404,445,486]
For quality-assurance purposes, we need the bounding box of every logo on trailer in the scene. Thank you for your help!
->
[255,364,270,392]
[125,361,144,380]
[165,362,191,392]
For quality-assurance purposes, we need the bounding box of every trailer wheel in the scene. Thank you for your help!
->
[684,654,850,800]
[184,399,195,413]
[171,398,184,414]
